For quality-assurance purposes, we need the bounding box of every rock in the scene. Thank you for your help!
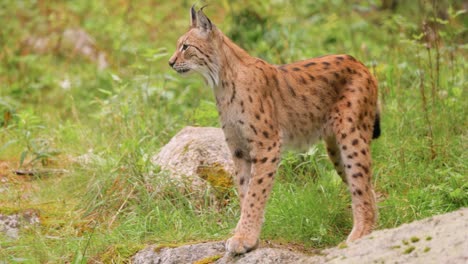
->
[132,242,310,264]
[61,28,108,70]
[0,209,40,239]
[72,150,106,166]
[151,126,234,204]
[319,207,468,263]
[0,174,9,194]
[132,208,468,263]
[132,242,225,264]
[21,28,108,70]
[217,247,311,264]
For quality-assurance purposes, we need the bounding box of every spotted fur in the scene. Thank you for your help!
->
[169,7,381,254]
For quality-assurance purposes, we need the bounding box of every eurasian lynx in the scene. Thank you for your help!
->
[169,7,380,254]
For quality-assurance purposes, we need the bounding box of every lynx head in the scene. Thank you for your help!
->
[168,6,221,87]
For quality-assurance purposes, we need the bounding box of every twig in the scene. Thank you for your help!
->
[418,67,436,160]
[108,186,135,228]
[13,169,70,176]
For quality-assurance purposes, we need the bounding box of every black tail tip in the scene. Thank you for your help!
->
[372,113,381,139]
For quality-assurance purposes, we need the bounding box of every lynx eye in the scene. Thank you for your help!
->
[182,44,189,51]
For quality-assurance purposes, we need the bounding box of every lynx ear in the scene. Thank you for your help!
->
[190,5,197,28]
[197,7,213,31]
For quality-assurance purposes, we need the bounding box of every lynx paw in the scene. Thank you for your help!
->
[346,226,372,243]
[225,234,259,254]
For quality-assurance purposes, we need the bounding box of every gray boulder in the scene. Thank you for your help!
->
[152,126,235,204]
[132,241,310,264]
[132,242,225,264]
[132,207,468,263]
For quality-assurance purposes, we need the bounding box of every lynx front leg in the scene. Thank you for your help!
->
[226,143,281,254]
[231,150,252,210]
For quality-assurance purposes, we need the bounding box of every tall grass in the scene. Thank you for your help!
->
[0,0,466,262]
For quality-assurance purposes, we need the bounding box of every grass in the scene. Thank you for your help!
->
[1,0,467,262]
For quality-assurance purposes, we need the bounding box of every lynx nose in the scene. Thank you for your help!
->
[168,59,175,68]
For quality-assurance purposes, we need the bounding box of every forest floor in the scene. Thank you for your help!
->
[1,1,466,262]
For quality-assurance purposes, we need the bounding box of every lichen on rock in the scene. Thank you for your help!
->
[152,126,235,206]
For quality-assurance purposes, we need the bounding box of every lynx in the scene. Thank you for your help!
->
[169,7,381,254]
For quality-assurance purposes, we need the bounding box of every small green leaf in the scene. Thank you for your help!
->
[412,33,424,40]
[0,139,17,153]
[435,18,448,25]
[98,88,113,95]
[20,150,28,167]
[110,73,122,83]
[453,9,467,18]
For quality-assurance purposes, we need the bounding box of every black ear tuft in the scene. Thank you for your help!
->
[197,7,213,31]
[190,5,197,28]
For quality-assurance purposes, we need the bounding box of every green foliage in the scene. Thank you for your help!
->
[0,0,467,262]
[264,171,350,246]
[191,100,219,127]
[15,109,61,167]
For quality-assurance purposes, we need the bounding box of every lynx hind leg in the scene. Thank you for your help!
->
[325,136,347,183]
[331,114,377,242]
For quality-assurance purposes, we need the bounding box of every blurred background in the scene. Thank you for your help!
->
[0,0,466,262]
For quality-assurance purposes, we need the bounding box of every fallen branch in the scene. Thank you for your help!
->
[13,169,70,176]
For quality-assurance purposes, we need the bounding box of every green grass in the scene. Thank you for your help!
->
[1,0,467,262]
